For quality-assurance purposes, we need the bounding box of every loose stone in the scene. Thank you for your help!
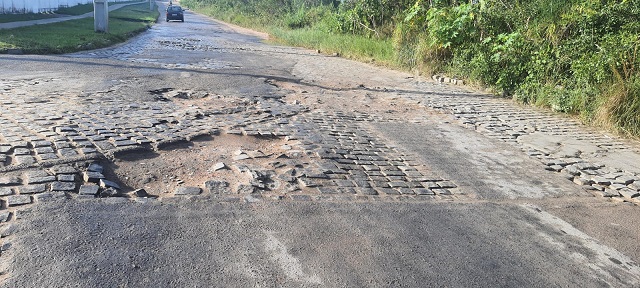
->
[99,179,120,190]
[205,180,230,194]
[79,184,100,196]
[174,186,202,196]
[212,162,227,171]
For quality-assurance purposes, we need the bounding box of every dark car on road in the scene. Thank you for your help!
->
[166,5,185,22]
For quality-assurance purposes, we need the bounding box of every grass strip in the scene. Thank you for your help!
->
[57,1,143,16]
[268,27,396,66]
[0,3,158,54]
[0,13,59,24]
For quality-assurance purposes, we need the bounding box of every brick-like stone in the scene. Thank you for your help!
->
[591,176,612,186]
[437,181,457,189]
[28,175,56,184]
[34,192,66,202]
[57,174,75,182]
[0,187,14,196]
[619,188,640,199]
[20,184,47,194]
[7,195,31,206]
[174,186,202,196]
[614,175,635,185]
[414,188,435,195]
[84,171,105,182]
[573,177,594,186]
[0,211,10,223]
[15,155,36,165]
[0,223,17,238]
[78,184,100,196]
[0,176,21,186]
[51,181,76,191]
[376,188,399,195]
[87,163,104,173]
[99,179,120,189]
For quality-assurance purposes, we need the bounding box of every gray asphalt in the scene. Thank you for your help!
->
[1,3,640,287]
[5,198,625,287]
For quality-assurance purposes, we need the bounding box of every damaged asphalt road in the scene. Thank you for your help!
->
[1,2,640,287]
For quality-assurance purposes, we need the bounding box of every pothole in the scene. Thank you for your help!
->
[108,133,308,197]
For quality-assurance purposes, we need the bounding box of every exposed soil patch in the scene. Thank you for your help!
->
[108,133,305,196]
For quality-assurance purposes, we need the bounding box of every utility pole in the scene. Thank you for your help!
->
[94,0,109,33]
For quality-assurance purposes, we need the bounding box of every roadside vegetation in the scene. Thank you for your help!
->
[0,1,142,23]
[0,13,58,23]
[181,0,640,138]
[0,3,159,54]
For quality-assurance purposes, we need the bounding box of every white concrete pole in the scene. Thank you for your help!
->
[94,0,108,32]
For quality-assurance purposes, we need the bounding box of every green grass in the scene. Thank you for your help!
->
[0,1,144,23]
[57,1,143,16]
[0,3,159,54]
[0,13,59,24]
[269,27,395,65]
[55,3,96,16]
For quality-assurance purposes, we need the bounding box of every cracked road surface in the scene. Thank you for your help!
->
[1,2,640,286]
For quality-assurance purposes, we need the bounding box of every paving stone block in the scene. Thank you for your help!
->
[78,184,100,196]
[7,195,31,206]
[15,155,36,165]
[333,180,355,187]
[84,171,105,183]
[573,177,594,186]
[32,141,52,148]
[0,146,11,153]
[57,174,76,182]
[388,181,409,188]
[358,188,378,195]
[0,187,14,196]
[591,176,612,186]
[13,148,31,155]
[437,181,458,189]
[397,188,416,195]
[376,188,399,195]
[0,211,10,223]
[614,176,635,185]
[0,177,21,186]
[619,188,640,199]
[34,147,54,154]
[27,175,56,184]
[87,163,104,173]
[317,187,339,194]
[414,188,436,195]
[51,181,76,191]
[20,184,47,194]
[34,192,67,202]
[0,223,17,238]
[99,179,120,190]
[435,188,453,195]
[175,186,202,196]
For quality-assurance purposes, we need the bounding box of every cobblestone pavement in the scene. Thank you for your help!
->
[1,4,640,284]
[399,80,640,203]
